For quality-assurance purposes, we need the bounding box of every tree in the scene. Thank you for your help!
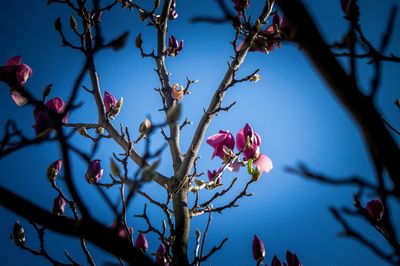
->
[0,0,399,265]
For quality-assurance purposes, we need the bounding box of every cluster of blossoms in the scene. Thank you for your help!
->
[253,235,302,266]
[0,56,32,106]
[206,123,273,184]
[167,35,184,57]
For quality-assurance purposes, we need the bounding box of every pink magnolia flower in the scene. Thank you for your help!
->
[156,244,170,266]
[232,0,250,13]
[207,168,222,185]
[167,35,184,57]
[33,97,68,135]
[271,255,282,266]
[85,159,103,184]
[0,56,32,106]
[169,0,178,20]
[286,251,302,266]
[135,233,149,253]
[104,91,117,113]
[206,130,235,159]
[252,235,265,262]
[236,123,272,173]
[365,199,384,221]
[53,195,66,216]
[47,159,63,182]
[110,221,133,239]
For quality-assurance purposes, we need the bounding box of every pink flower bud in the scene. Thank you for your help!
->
[232,0,250,13]
[135,233,149,253]
[286,251,302,266]
[271,255,282,266]
[85,160,103,184]
[206,130,235,160]
[104,91,117,113]
[167,35,184,57]
[169,0,178,20]
[252,235,265,262]
[110,221,133,239]
[0,56,32,106]
[47,159,63,182]
[53,195,66,216]
[365,199,384,221]
[207,169,222,185]
[156,244,170,266]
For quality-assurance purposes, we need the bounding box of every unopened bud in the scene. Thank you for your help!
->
[251,167,262,181]
[139,9,147,21]
[96,127,104,135]
[110,31,129,51]
[139,118,152,136]
[249,73,261,82]
[47,159,63,183]
[53,195,66,216]
[79,127,88,137]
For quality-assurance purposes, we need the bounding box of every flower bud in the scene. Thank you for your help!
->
[139,118,152,136]
[249,73,261,82]
[12,221,25,247]
[69,15,78,33]
[252,235,265,263]
[251,167,262,181]
[53,195,66,216]
[47,159,63,183]
[365,199,384,221]
[135,233,149,253]
[85,160,103,184]
[156,244,170,266]
[271,255,282,266]
[286,251,302,266]
[54,17,62,32]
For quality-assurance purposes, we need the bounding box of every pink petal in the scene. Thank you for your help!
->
[6,56,22,66]
[206,133,227,147]
[11,91,28,107]
[253,154,273,173]
[236,128,246,151]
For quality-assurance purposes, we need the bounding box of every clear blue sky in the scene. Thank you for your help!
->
[0,0,399,265]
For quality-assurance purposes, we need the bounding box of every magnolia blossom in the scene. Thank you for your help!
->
[206,130,235,159]
[169,0,178,20]
[286,251,302,266]
[135,233,149,253]
[110,221,133,239]
[167,35,184,57]
[52,195,66,216]
[232,0,250,13]
[207,168,222,185]
[271,255,282,266]
[365,199,384,221]
[156,244,170,266]
[85,160,103,184]
[104,91,117,113]
[252,235,265,262]
[33,97,68,135]
[236,123,272,173]
[171,83,184,101]
[0,56,32,106]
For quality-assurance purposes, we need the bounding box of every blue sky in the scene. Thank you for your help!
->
[0,0,399,265]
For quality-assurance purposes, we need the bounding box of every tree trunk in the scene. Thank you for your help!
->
[172,183,190,266]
